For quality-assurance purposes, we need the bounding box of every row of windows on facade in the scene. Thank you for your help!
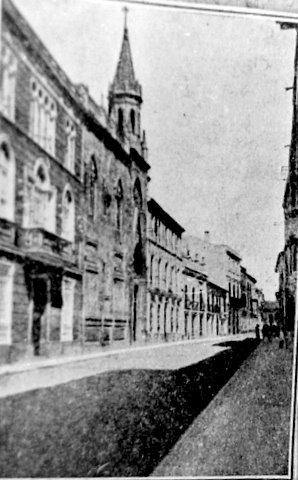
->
[116,107,140,137]
[0,141,75,241]
[148,256,181,292]
[148,301,210,337]
[229,282,241,298]
[148,215,181,254]
[1,44,77,173]
[0,139,132,240]
[148,300,180,334]
[83,156,126,231]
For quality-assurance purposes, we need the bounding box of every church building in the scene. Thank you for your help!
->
[0,0,150,363]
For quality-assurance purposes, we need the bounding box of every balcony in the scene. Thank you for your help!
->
[17,227,77,265]
[185,298,192,309]
[0,218,17,245]
[192,301,199,311]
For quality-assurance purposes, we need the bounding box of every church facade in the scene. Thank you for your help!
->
[0,0,149,363]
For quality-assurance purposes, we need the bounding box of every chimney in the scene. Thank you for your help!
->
[204,230,210,243]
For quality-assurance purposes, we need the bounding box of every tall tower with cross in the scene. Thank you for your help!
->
[108,7,146,154]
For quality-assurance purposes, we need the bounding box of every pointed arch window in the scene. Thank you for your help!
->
[62,186,75,242]
[26,159,56,233]
[65,119,76,173]
[115,180,123,233]
[0,43,17,121]
[157,259,161,289]
[0,138,15,222]
[118,108,124,137]
[164,263,168,290]
[130,109,135,134]
[29,79,57,155]
[85,155,98,219]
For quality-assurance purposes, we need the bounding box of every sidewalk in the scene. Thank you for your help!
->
[152,339,294,477]
[0,333,252,398]
[0,336,257,477]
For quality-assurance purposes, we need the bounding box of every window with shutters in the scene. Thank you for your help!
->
[0,138,15,222]
[0,43,17,121]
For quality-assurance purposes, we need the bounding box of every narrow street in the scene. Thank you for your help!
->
[0,333,252,398]
[152,339,293,477]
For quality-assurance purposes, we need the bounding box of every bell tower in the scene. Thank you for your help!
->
[108,8,143,149]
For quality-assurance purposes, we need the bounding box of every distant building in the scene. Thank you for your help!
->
[184,234,229,337]
[146,199,184,341]
[185,233,241,335]
[182,239,208,339]
[239,267,258,332]
[262,301,279,326]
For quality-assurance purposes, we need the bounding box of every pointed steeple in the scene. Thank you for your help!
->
[110,7,142,99]
[108,8,143,149]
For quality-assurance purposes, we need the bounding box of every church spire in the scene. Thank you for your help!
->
[108,7,143,146]
[111,7,141,98]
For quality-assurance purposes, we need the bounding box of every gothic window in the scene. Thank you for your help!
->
[130,109,135,134]
[170,266,175,291]
[86,155,97,219]
[154,217,158,238]
[65,118,76,173]
[61,186,75,242]
[0,43,17,121]
[154,258,158,287]
[157,259,162,289]
[118,108,124,136]
[133,178,142,209]
[133,178,143,239]
[115,180,123,233]
[27,159,56,233]
[149,255,154,285]
[0,138,15,222]
[102,183,112,215]
[185,285,188,307]
[164,263,168,290]
[29,79,57,155]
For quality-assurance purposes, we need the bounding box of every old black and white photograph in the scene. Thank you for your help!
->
[0,0,298,477]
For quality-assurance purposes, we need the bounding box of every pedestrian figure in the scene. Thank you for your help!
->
[279,328,285,349]
[267,324,272,342]
[262,323,268,341]
[255,323,260,341]
[284,329,289,349]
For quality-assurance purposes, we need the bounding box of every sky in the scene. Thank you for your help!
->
[13,0,297,299]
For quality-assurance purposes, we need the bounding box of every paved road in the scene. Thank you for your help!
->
[0,333,252,397]
[152,339,293,477]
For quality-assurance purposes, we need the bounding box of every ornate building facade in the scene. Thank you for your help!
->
[0,0,266,365]
[0,0,150,363]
